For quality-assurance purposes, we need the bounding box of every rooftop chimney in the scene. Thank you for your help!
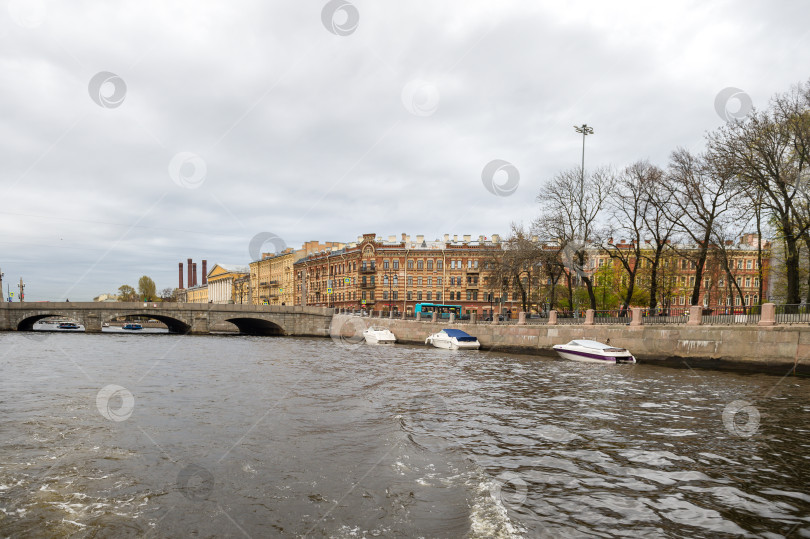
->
[202,260,207,285]
[192,263,198,287]
[187,258,192,289]
[463,234,471,242]
[492,234,500,243]
[401,233,407,241]
[178,262,184,289]
[416,234,424,243]
[388,235,395,242]
[444,234,450,242]
[453,235,458,242]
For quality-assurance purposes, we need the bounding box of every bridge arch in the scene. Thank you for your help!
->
[223,317,285,336]
[104,313,191,334]
[17,313,73,331]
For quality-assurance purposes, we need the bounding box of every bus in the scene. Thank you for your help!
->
[414,303,463,319]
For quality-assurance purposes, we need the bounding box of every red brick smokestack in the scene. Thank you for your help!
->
[178,262,184,289]
[192,263,198,287]
[187,258,192,288]
[202,260,207,285]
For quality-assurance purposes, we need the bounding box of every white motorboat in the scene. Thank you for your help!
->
[425,329,481,350]
[363,326,396,344]
[552,339,636,364]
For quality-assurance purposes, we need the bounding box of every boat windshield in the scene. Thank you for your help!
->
[568,340,613,350]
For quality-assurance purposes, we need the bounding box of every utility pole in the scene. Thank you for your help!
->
[0,267,4,303]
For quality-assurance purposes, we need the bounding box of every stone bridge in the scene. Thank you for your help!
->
[0,302,334,336]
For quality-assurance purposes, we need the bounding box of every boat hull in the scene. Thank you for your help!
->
[553,346,635,364]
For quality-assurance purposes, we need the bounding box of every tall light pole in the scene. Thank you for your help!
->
[573,124,593,315]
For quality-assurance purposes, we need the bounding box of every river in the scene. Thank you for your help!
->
[1,332,808,537]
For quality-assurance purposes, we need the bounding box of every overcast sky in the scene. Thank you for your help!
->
[1,0,808,301]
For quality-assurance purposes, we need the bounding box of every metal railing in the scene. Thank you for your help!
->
[775,304,810,324]
[640,307,689,325]
[701,306,761,325]
[592,309,631,325]
[556,311,585,325]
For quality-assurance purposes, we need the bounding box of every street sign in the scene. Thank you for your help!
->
[361,300,366,304]
[344,278,350,284]
[327,288,333,294]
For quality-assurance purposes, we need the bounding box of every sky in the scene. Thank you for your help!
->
[0,0,808,301]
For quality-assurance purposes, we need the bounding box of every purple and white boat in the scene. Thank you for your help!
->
[552,339,636,364]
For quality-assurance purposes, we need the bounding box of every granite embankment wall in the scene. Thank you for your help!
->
[331,314,809,374]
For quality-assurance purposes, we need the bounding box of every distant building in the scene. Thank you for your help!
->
[249,241,344,306]
[93,293,118,302]
[183,284,208,304]
[207,264,250,304]
[293,233,507,317]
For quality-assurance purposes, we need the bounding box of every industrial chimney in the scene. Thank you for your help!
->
[178,262,184,289]
[192,263,198,287]
[202,260,208,285]
[187,258,193,289]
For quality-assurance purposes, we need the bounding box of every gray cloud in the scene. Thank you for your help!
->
[1,0,808,300]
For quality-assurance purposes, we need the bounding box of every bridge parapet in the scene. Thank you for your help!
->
[0,302,333,336]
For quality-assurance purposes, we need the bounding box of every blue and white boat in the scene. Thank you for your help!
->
[122,323,143,330]
[553,340,636,364]
[425,329,480,350]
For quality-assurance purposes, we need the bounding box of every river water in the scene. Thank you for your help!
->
[1,332,808,537]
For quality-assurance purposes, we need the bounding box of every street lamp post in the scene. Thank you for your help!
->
[573,123,594,316]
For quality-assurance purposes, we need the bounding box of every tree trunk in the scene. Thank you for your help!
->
[583,275,597,310]
[784,230,801,305]
[690,245,708,306]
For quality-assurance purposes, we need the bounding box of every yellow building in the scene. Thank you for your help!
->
[207,264,250,304]
[250,242,344,306]
[185,284,208,303]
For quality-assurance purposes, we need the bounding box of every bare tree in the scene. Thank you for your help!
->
[665,148,741,305]
[708,78,810,305]
[639,164,679,310]
[536,166,614,310]
[601,161,661,314]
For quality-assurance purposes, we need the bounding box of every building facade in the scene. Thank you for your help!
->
[293,233,509,317]
[249,241,345,306]
[207,264,250,304]
[588,234,770,309]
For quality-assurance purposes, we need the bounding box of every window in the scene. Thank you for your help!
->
[407,260,414,269]
[436,292,442,301]
[466,290,472,300]
[719,278,724,287]
[467,260,472,269]
[417,292,422,300]
[736,277,742,286]
[735,296,741,306]
[383,291,388,300]
[746,260,752,269]
[427,291,432,300]
[754,278,759,287]
[745,277,751,287]
[417,260,423,270]
[450,260,455,269]
[427,276,432,286]
[679,296,685,305]
[427,260,433,270]
[407,291,412,300]
[704,279,710,288]
[393,275,398,286]
[393,259,399,269]
[362,291,367,300]
[737,260,743,269]
[384,260,389,269]
[407,276,413,286]
[472,291,478,300]
[393,291,398,300]
[383,275,388,286]
[474,260,479,269]
[437,277,442,287]
[703,296,708,307]
[437,260,443,270]
[417,277,423,286]
[370,291,375,300]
